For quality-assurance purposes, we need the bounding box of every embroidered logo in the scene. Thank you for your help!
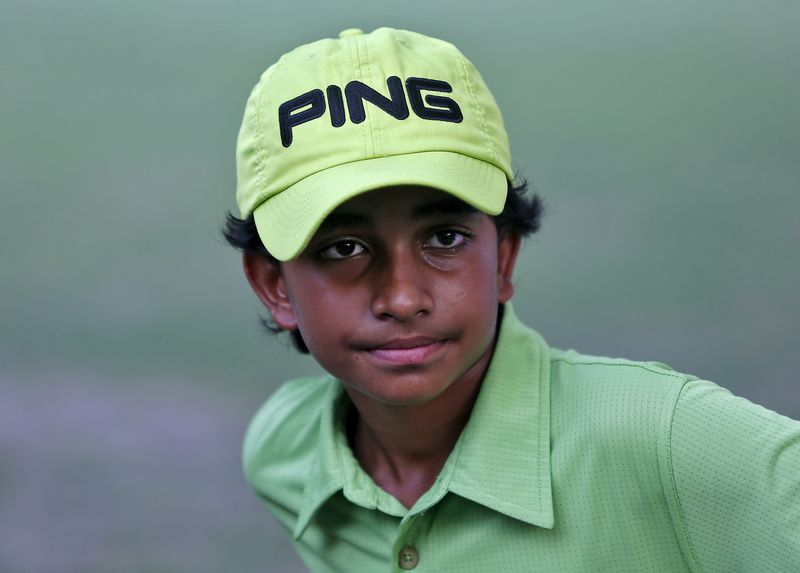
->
[278,76,463,147]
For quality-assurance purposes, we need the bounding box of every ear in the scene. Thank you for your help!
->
[496,232,522,303]
[242,252,298,331]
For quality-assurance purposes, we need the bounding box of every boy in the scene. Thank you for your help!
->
[225,28,800,572]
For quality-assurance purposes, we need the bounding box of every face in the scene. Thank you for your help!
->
[245,186,520,408]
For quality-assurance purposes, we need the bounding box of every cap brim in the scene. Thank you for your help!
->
[253,151,508,261]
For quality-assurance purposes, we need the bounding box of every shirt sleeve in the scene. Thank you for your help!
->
[666,379,800,571]
[242,377,329,535]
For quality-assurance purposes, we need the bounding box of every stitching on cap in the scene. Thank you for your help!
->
[356,35,376,156]
[362,34,383,156]
[349,38,368,157]
[250,65,276,213]
[455,49,496,164]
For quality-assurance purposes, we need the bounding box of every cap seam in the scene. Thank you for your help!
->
[349,36,369,158]
[249,67,274,215]
[354,34,370,156]
[364,33,391,155]
[455,49,496,165]
[363,33,384,156]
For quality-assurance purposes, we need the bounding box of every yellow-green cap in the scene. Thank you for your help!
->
[236,27,512,261]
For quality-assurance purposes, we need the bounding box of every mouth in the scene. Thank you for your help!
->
[364,337,448,366]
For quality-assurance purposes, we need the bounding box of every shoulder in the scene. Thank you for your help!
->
[242,376,334,494]
[549,348,694,427]
[546,348,694,490]
[551,347,691,385]
[549,348,800,568]
[659,379,800,569]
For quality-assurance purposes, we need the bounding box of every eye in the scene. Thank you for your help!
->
[427,230,468,249]
[319,239,366,260]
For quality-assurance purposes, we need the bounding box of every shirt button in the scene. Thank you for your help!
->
[398,545,419,570]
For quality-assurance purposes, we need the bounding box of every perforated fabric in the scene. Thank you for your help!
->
[243,305,800,572]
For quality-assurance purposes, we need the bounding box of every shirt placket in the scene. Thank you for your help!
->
[391,509,429,572]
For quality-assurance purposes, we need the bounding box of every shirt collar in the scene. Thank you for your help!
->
[293,303,554,539]
[445,304,554,528]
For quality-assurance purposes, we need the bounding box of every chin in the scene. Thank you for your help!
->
[357,377,454,407]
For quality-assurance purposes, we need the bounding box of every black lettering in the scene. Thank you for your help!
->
[326,85,346,128]
[278,89,326,147]
[406,77,462,123]
[345,76,409,123]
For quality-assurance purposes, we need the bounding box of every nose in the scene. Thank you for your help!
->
[370,247,433,322]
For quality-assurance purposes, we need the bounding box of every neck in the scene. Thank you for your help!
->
[345,340,495,508]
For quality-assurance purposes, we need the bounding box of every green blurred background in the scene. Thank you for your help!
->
[1,0,798,571]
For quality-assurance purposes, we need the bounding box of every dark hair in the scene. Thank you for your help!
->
[223,177,543,354]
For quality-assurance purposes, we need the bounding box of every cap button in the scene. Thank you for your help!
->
[338,28,364,38]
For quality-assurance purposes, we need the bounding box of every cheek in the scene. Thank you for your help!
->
[283,268,364,350]
[436,246,499,331]
[453,243,499,301]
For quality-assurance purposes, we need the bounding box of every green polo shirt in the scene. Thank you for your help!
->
[243,305,800,572]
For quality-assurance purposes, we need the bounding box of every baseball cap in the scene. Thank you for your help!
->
[235,27,513,261]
